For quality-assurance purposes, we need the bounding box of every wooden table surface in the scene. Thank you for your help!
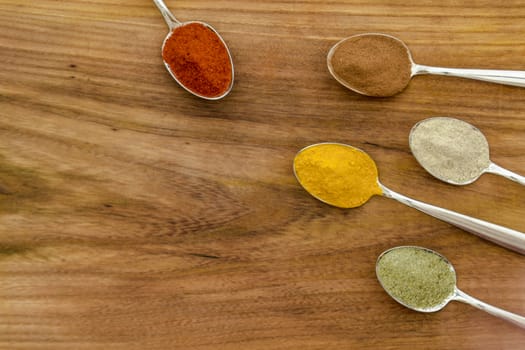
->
[1,1,524,349]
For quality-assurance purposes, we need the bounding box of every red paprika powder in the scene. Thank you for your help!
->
[162,22,233,98]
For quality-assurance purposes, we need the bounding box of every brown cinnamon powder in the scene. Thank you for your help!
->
[328,34,412,97]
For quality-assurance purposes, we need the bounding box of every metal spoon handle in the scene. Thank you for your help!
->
[453,288,525,329]
[379,184,525,255]
[485,162,525,186]
[413,64,525,88]
[153,0,181,30]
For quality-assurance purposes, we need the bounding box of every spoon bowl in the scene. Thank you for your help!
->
[410,117,525,186]
[376,246,525,328]
[293,142,382,208]
[293,143,525,254]
[327,33,525,97]
[376,246,456,313]
[153,0,234,100]
[327,33,413,97]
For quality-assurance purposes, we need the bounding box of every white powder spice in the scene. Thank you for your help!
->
[409,117,491,184]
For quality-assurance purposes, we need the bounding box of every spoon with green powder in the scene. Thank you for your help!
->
[410,117,525,186]
[293,143,525,254]
[376,246,525,328]
[327,33,525,97]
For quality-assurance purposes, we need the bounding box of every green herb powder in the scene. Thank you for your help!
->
[376,246,456,310]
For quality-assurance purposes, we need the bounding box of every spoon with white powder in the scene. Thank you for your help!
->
[409,117,525,186]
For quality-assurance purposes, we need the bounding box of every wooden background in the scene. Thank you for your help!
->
[1,1,524,349]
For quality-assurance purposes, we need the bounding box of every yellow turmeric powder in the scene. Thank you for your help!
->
[293,143,383,208]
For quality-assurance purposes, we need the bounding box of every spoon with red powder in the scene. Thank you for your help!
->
[327,33,525,97]
[153,0,234,100]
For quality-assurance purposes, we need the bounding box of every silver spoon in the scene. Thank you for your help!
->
[410,117,525,186]
[293,143,525,255]
[376,246,525,329]
[327,33,525,97]
[153,0,234,100]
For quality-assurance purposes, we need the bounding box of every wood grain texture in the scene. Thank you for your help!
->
[0,0,524,349]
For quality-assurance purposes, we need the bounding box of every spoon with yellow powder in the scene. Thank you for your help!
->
[376,246,525,328]
[293,143,525,255]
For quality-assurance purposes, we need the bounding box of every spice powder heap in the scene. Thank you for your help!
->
[376,246,456,310]
[329,34,412,97]
[162,22,232,98]
[409,117,491,184]
[293,143,383,208]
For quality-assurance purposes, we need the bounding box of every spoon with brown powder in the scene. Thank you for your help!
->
[327,33,525,97]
